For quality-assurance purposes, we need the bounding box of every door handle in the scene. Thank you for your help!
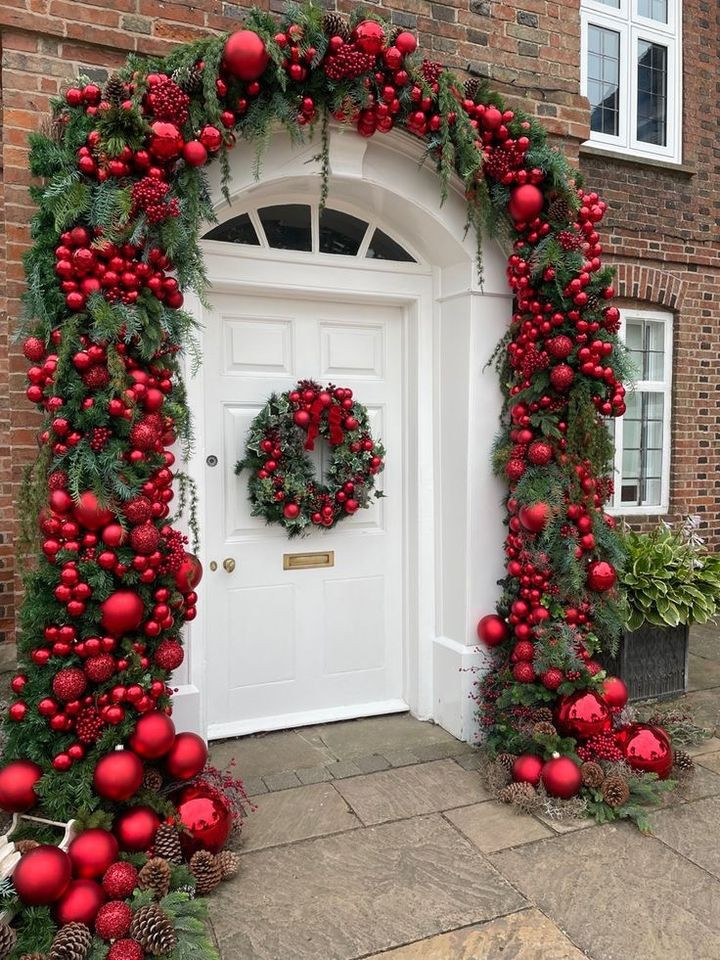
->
[223,557,236,573]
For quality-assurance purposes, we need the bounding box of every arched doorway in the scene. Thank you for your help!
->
[174,126,511,741]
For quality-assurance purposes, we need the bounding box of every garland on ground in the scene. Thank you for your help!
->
[236,379,385,534]
[0,2,685,955]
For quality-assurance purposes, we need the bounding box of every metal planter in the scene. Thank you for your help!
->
[604,622,690,702]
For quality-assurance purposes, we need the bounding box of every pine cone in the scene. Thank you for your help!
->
[547,194,572,224]
[20,954,45,960]
[495,752,517,772]
[322,12,350,40]
[48,924,92,960]
[215,849,239,881]
[138,857,171,900]
[602,775,630,809]
[499,781,540,813]
[531,707,554,725]
[189,850,222,896]
[672,749,695,775]
[0,924,16,960]
[580,761,605,789]
[171,62,203,94]
[15,839,40,855]
[130,906,178,956]
[103,74,126,106]
[532,721,557,738]
[153,822,183,865]
[143,767,164,792]
[464,77,481,101]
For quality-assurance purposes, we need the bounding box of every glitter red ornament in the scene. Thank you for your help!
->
[154,638,184,671]
[96,900,134,940]
[68,829,119,880]
[108,940,144,960]
[13,845,72,905]
[555,689,611,739]
[0,759,42,812]
[541,754,582,798]
[52,667,87,702]
[102,861,139,900]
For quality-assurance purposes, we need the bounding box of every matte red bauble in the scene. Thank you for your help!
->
[13,845,72,905]
[508,184,544,222]
[394,31,417,55]
[149,121,183,160]
[93,750,143,802]
[476,614,508,648]
[100,590,145,635]
[353,20,386,54]
[511,753,543,786]
[174,782,232,855]
[174,552,203,593]
[68,828,119,879]
[586,559,617,592]
[555,689,611,739]
[518,502,550,533]
[602,676,629,709]
[164,732,208,781]
[114,806,160,852]
[541,754,582,798]
[223,30,269,81]
[129,711,176,760]
[0,759,42,812]
[616,723,673,779]
[182,140,208,167]
[55,878,106,925]
[73,491,113,531]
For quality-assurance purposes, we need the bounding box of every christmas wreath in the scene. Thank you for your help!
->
[237,380,385,535]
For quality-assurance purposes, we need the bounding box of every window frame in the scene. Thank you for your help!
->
[580,0,682,163]
[607,308,674,516]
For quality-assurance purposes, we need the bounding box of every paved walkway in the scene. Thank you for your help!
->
[207,626,720,960]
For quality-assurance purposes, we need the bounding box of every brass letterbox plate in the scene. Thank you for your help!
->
[283,550,335,570]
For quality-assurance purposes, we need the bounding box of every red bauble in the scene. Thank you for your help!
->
[68,828,119,879]
[602,676,629,709]
[555,689,611,739]
[73,491,113,531]
[518,502,550,533]
[394,31,417,55]
[353,20,386,54]
[511,753,543,786]
[55,878,106,926]
[96,900,134,940]
[0,759,42,812]
[164,732,208,781]
[129,711,176,760]
[223,30,269,81]
[154,638,184,671]
[102,861,138,900]
[93,750,143,802]
[541,667,564,690]
[85,653,116,683]
[616,723,673,779]
[587,560,617,591]
[100,591,145,635]
[149,121,183,160]
[528,441,553,466]
[509,184,544,222]
[13,845,72,905]
[53,667,87,702]
[182,140,208,167]
[550,364,574,391]
[512,661,535,683]
[129,523,160,555]
[174,782,233,855]
[174,552,203,593]
[476,614,508,647]
[541,754,582,798]
[108,940,144,960]
[114,806,160,852]
[546,335,573,359]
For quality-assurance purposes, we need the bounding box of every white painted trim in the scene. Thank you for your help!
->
[209,699,409,740]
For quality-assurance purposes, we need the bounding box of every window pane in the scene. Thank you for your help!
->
[638,0,668,22]
[624,418,641,449]
[366,229,415,262]
[596,0,620,6]
[588,26,621,136]
[637,40,667,145]
[319,209,368,256]
[258,204,312,251]
[625,316,667,380]
[619,390,665,507]
[203,213,259,245]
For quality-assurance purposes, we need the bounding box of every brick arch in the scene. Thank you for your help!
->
[611,262,687,311]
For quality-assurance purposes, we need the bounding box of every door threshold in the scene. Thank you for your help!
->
[208,698,409,740]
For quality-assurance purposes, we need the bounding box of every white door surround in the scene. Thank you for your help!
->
[172,126,512,742]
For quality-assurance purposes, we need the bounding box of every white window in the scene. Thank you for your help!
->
[608,309,673,514]
[580,0,682,163]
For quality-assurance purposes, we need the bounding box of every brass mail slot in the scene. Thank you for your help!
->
[283,550,335,570]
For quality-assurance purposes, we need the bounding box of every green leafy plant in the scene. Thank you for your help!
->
[619,517,720,630]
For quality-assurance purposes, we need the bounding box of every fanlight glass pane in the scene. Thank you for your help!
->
[319,209,369,256]
[638,0,668,23]
[258,204,312,251]
[203,213,259,245]
[366,228,415,262]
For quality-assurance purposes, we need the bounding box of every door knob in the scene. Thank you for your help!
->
[223,558,236,573]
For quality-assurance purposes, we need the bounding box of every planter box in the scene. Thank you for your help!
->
[604,622,689,702]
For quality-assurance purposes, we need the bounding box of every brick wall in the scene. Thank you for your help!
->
[0,0,717,641]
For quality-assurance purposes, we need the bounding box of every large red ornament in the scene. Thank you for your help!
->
[476,614,508,648]
[13,845,72,905]
[129,711,176,760]
[518,502,550,533]
[511,753,543,786]
[174,552,203,593]
[586,559,617,592]
[602,676,629,709]
[73,491,113,531]
[508,184,544,222]
[55,878,106,925]
[164,731,208,781]
[100,591,145,635]
[174,782,233,855]
[0,759,42,812]
[616,724,673,779]
[555,689,611,739]
[149,121,183,160]
[68,828,119,879]
[353,20,386,54]
[223,30,269,81]
[541,754,582,798]
[93,750,143,802]
[114,806,160,852]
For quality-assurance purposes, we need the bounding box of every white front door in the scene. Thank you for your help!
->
[202,289,406,737]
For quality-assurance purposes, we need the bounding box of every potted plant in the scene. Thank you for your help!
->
[608,517,720,701]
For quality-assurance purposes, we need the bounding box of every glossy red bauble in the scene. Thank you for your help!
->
[223,30,269,81]
[93,750,143,802]
[353,20,386,54]
[602,676,629,709]
[616,723,673,779]
[55,878,106,925]
[149,121,183,160]
[13,845,72,905]
[174,552,203,593]
[68,828,119,879]
[541,754,582,798]
[164,731,208,781]
[174,782,233,855]
[476,614,508,648]
[182,140,208,167]
[113,806,160,852]
[0,759,42,812]
[73,491,113,531]
[394,31,417,55]
[511,753,543,786]
[509,184,544,222]
[518,502,550,533]
[100,590,145,635]
[129,711,176,760]
[555,689,611,739]
[587,559,617,591]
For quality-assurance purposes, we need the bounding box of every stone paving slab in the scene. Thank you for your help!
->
[688,736,720,757]
[696,751,720,775]
[237,782,360,852]
[444,801,552,853]
[334,759,490,825]
[209,813,526,960]
[491,823,720,960]
[209,729,334,778]
[649,796,720,880]
[309,714,464,760]
[659,763,720,806]
[688,653,720,692]
[363,909,588,959]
